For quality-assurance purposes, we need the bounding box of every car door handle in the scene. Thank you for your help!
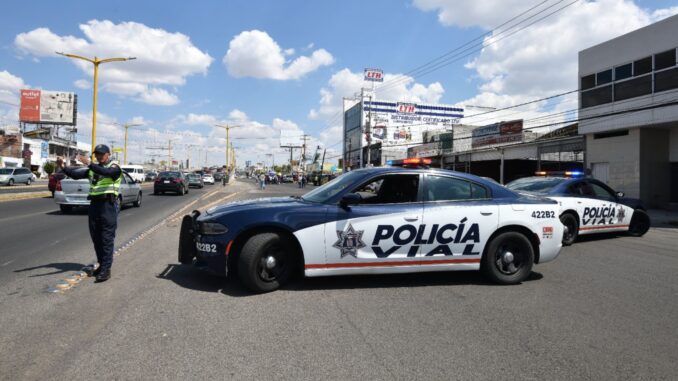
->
[480,211,493,216]
[404,215,419,222]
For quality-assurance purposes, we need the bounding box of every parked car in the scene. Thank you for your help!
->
[0,167,34,186]
[55,171,142,214]
[282,174,294,183]
[202,174,215,185]
[145,171,158,182]
[187,173,204,188]
[120,165,145,183]
[154,171,189,195]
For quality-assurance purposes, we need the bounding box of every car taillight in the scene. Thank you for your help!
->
[56,180,62,191]
[154,178,161,183]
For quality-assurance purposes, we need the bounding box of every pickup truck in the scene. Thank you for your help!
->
[55,170,143,214]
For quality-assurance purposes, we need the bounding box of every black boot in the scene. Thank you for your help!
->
[95,269,111,282]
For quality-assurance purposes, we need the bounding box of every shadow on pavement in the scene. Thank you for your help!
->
[157,263,543,297]
[14,262,87,277]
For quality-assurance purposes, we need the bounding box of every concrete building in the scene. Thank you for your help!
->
[579,14,678,208]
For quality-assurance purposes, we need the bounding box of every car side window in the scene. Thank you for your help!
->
[589,182,616,201]
[567,182,585,195]
[352,174,420,204]
[126,173,135,184]
[425,175,479,201]
[120,174,128,184]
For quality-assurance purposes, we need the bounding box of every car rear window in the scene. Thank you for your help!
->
[159,172,181,177]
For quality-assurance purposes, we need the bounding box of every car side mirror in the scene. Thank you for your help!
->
[339,193,361,209]
[616,191,624,198]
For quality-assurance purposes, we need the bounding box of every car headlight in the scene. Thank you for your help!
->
[200,221,228,235]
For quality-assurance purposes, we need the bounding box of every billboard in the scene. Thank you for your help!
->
[279,130,303,148]
[364,68,384,82]
[19,89,77,125]
[471,120,523,148]
[363,100,463,147]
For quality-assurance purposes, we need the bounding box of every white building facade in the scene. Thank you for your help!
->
[579,14,678,208]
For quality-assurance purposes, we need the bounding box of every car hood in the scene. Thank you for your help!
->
[204,196,307,217]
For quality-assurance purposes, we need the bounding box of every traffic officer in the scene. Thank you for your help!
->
[57,144,121,282]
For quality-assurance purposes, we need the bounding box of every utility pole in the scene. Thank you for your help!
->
[301,134,311,172]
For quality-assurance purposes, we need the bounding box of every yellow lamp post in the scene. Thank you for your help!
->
[214,124,242,171]
[113,122,143,165]
[56,52,136,159]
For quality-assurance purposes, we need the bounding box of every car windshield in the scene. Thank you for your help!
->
[0,168,13,175]
[301,171,364,203]
[505,177,566,194]
[159,171,180,177]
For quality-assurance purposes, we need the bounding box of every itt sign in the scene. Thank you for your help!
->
[364,68,384,82]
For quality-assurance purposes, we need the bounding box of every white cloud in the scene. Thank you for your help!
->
[223,30,334,80]
[74,79,91,89]
[0,70,26,108]
[15,20,213,106]
[413,0,678,131]
[309,68,445,121]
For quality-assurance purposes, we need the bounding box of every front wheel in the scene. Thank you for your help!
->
[482,231,534,285]
[559,213,579,246]
[628,209,650,237]
[238,233,296,293]
[7,179,14,186]
[26,178,31,185]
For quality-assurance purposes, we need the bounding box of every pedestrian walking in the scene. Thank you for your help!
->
[259,173,266,190]
[56,145,121,282]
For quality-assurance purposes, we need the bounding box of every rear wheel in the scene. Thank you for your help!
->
[7,179,14,186]
[133,192,142,207]
[560,213,579,246]
[238,233,297,293]
[628,209,650,237]
[59,204,72,214]
[482,231,534,285]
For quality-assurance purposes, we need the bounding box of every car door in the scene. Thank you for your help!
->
[419,174,498,259]
[323,173,424,263]
[125,173,138,202]
[580,180,634,233]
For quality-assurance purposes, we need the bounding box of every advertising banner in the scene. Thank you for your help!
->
[364,68,384,82]
[19,89,77,125]
[471,120,523,148]
[41,141,48,159]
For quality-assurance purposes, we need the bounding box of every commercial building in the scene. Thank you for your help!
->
[579,14,678,208]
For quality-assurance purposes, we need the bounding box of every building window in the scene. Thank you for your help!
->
[593,130,629,139]
[581,74,596,90]
[615,63,632,81]
[655,67,678,93]
[614,74,652,101]
[654,49,676,71]
[596,69,613,85]
[634,56,652,76]
[581,85,612,108]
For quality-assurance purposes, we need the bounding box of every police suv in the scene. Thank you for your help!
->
[505,172,650,245]
[179,159,564,293]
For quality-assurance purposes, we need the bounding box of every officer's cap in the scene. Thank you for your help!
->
[93,144,111,154]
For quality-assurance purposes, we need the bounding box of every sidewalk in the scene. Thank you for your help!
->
[648,209,678,227]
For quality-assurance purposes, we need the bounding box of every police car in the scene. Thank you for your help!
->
[505,172,650,245]
[178,159,564,293]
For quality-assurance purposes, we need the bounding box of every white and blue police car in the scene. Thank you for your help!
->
[505,171,650,245]
[179,159,564,293]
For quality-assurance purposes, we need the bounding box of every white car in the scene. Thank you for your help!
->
[506,173,650,245]
[179,160,565,293]
[202,174,215,184]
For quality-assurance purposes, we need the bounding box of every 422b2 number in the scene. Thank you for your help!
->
[532,210,555,219]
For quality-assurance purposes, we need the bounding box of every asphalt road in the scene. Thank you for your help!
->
[0,179,676,380]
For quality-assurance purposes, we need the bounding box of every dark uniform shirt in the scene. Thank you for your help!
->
[62,162,122,200]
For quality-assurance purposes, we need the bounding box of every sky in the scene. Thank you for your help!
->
[1,0,677,167]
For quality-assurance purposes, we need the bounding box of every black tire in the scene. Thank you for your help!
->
[482,231,534,285]
[133,192,142,207]
[60,204,72,214]
[560,213,579,246]
[178,215,196,264]
[238,232,297,293]
[178,186,185,196]
[26,178,31,185]
[116,196,123,213]
[8,179,14,186]
[628,209,650,237]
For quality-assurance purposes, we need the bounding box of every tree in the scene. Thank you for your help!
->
[43,161,56,175]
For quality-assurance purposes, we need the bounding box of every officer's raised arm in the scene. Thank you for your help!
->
[88,160,122,180]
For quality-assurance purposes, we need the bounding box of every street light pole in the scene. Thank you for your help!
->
[214,124,242,172]
[113,122,143,165]
[56,52,136,160]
